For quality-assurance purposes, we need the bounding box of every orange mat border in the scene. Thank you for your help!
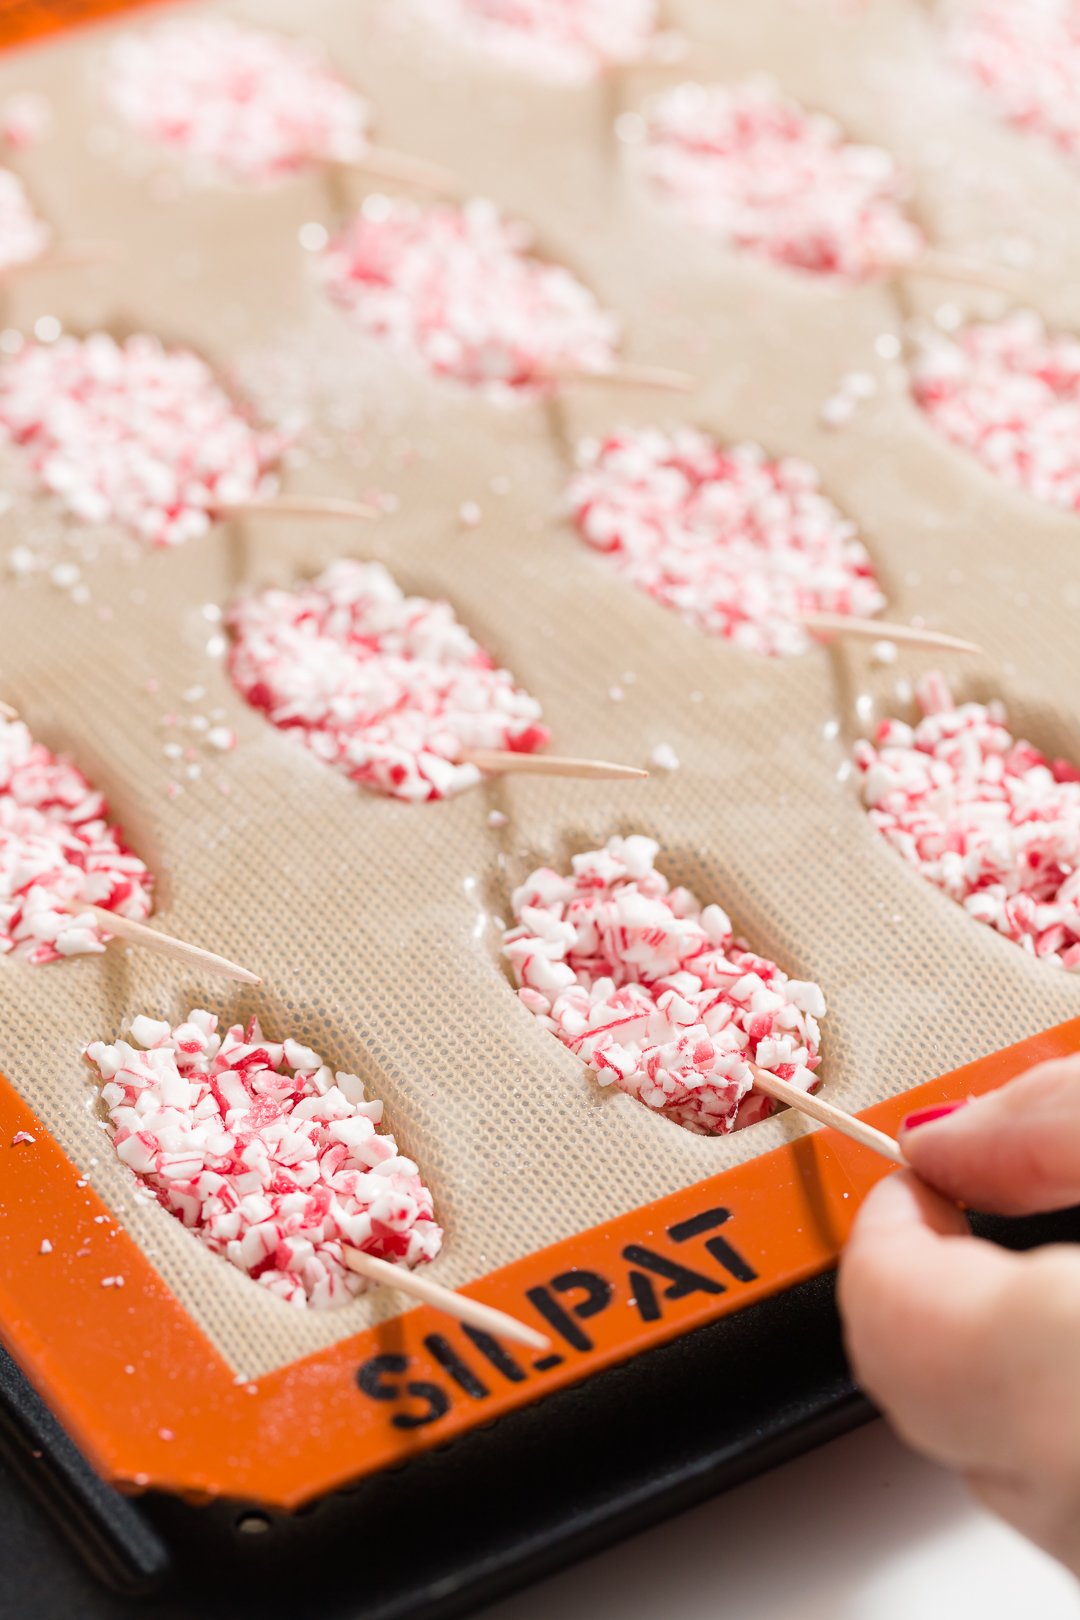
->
[2,0,1078,1515]
[0,0,165,51]
[1,1020,1077,1509]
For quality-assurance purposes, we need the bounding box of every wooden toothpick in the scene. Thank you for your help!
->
[800,612,982,655]
[461,749,648,782]
[750,1063,908,1167]
[0,240,126,283]
[550,361,695,394]
[342,1248,551,1352]
[335,145,463,200]
[903,248,1024,296]
[59,901,260,986]
[0,701,18,722]
[222,494,380,522]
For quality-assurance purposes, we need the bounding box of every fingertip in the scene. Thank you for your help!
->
[846,1167,969,1243]
[899,1097,973,1137]
[899,1061,1080,1215]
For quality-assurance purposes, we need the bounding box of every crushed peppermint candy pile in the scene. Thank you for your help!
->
[856,672,1080,969]
[636,79,923,280]
[0,713,151,964]
[0,332,285,546]
[504,835,826,1134]
[948,0,1080,166]
[103,17,369,185]
[567,425,885,656]
[227,557,549,801]
[411,0,660,83]
[0,167,49,274]
[911,310,1080,512]
[87,1011,442,1309]
[320,198,620,399]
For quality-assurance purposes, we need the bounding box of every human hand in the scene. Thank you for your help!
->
[838,1056,1080,1573]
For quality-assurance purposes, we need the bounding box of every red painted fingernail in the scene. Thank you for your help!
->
[902,1099,969,1131]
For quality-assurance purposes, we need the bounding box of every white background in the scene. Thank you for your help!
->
[479,1420,1080,1620]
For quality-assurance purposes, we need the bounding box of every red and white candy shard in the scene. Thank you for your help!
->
[0,332,284,546]
[0,713,151,965]
[411,0,659,83]
[911,311,1080,512]
[504,835,826,1134]
[948,0,1080,165]
[103,17,369,185]
[227,558,550,802]
[0,167,49,274]
[855,672,1080,970]
[567,426,885,656]
[637,79,923,281]
[86,1011,442,1309]
[320,198,620,399]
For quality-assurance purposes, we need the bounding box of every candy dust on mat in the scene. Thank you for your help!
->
[2,0,1080,1380]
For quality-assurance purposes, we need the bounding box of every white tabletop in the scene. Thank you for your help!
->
[480,1419,1080,1620]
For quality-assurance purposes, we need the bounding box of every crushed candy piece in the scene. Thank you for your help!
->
[911,310,1080,512]
[0,713,151,964]
[504,835,825,1133]
[855,673,1080,968]
[86,1011,442,1308]
[0,333,285,545]
[320,198,619,400]
[568,425,885,655]
[636,78,923,280]
[11,1131,36,1146]
[948,0,1080,166]
[104,17,368,184]
[0,167,49,274]
[227,558,549,802]
[411,0,660,83]
[1,92,51,151]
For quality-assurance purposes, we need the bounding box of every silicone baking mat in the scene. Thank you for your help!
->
[1,0,1080,1510]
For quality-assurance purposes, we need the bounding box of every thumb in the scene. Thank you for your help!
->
[900,1055,1080,1216]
